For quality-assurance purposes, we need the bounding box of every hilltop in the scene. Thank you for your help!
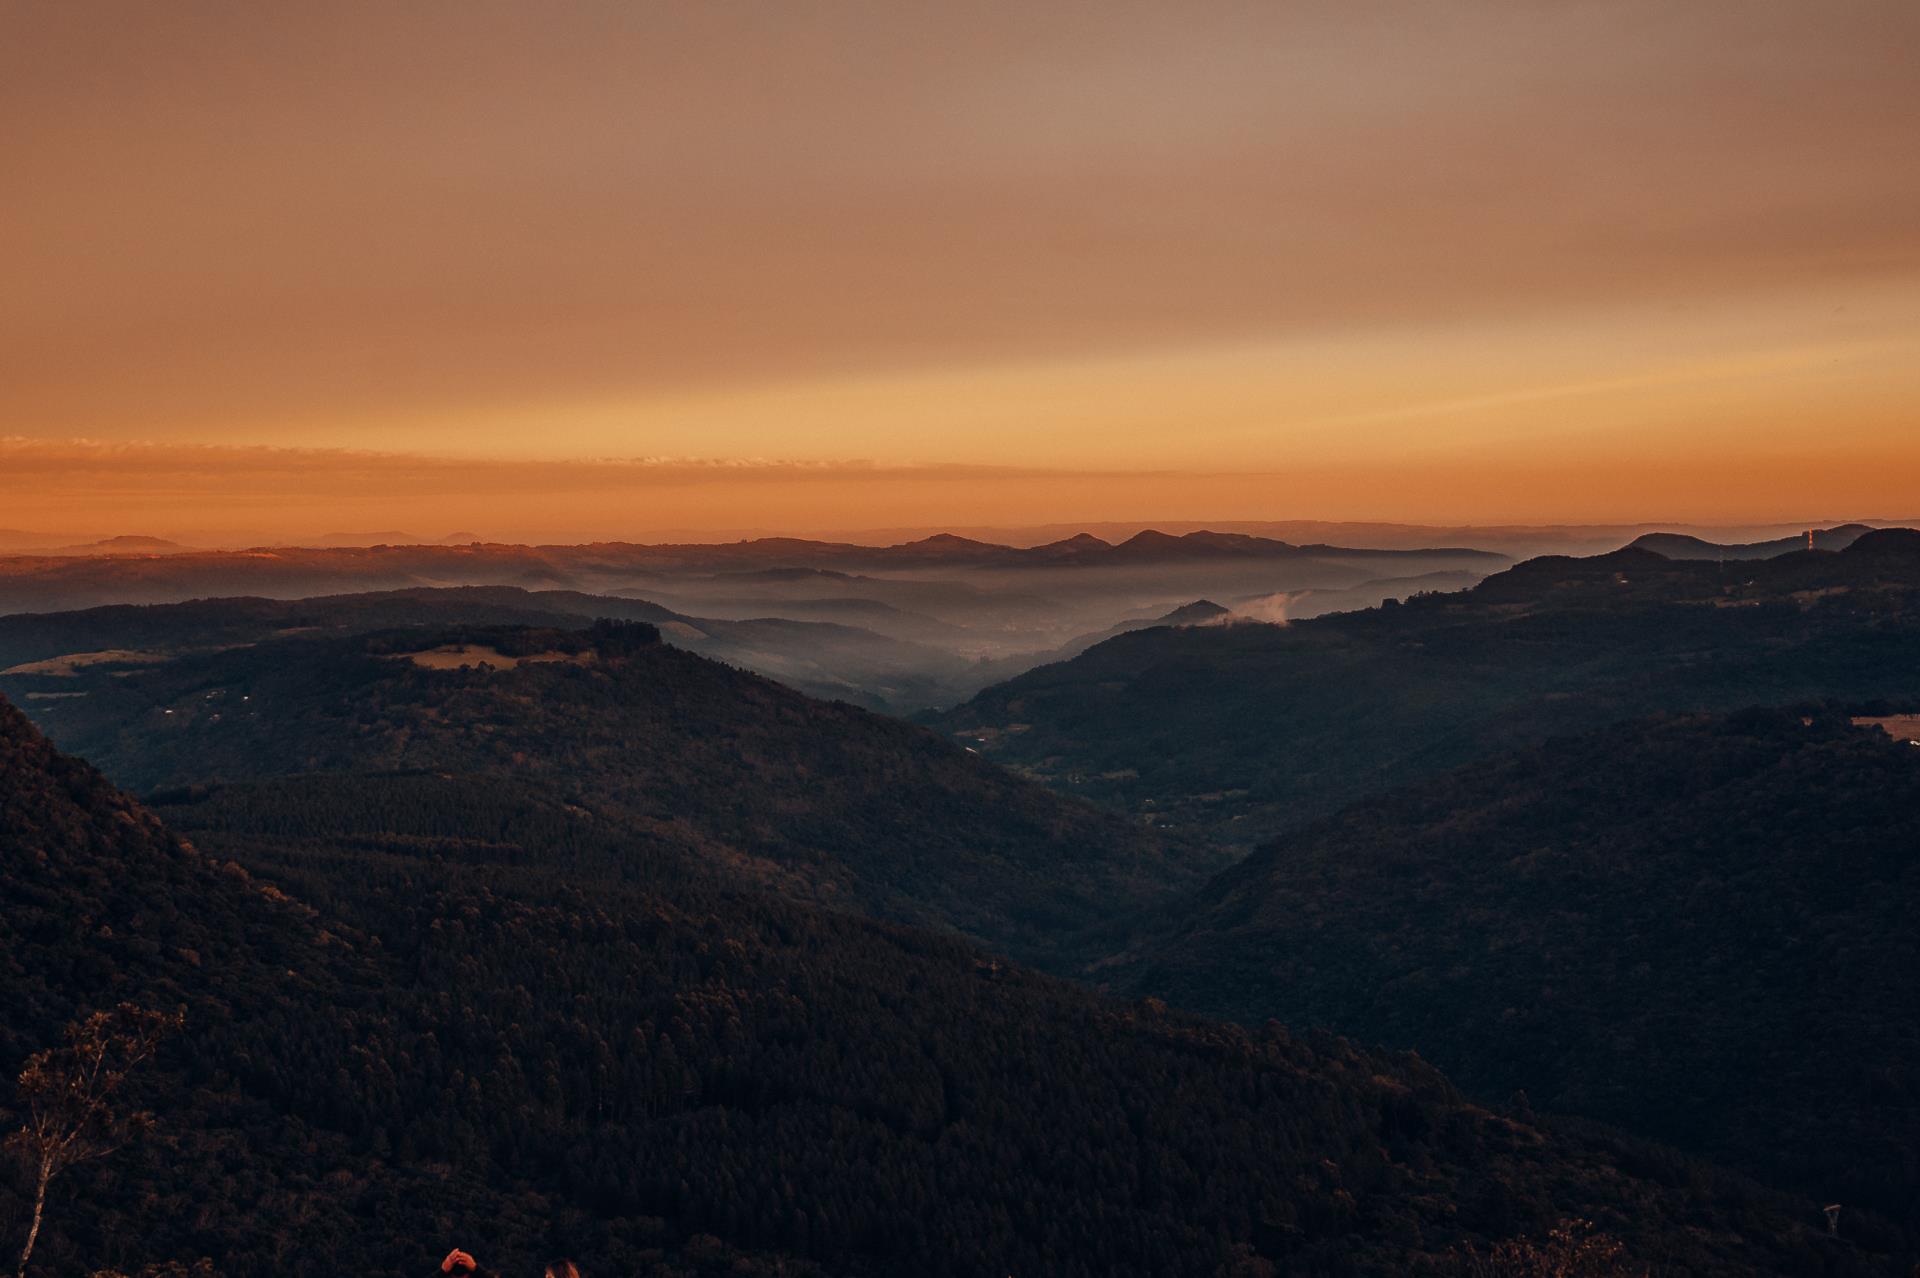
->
[0,584,993,713]
[936,528,1920,845]
[1628,523,1879,560]
[4,621,1218,958]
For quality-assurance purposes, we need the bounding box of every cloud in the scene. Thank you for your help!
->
[9,430,1918,546]
[4,0,1917,462]
[0,438,1219,541]
[0,437,1060,487]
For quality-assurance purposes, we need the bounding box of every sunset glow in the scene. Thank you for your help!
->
[5,1,1918,538]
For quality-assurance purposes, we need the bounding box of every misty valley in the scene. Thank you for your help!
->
[11,4,1919,1270]
[0,525,1915,1276]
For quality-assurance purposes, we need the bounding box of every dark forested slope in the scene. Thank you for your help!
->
[1091,709,1920,1232]
[937,529,1920,845]
[2,698,1879,1276]
[6,622,1216,957]
[0,695,451,1275]
[0,584,984,712]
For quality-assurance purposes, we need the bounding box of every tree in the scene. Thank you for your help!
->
[1454,1219,1649,1278]
[7,1004,183,1278]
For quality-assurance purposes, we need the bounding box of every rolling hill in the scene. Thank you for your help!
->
[0,584,990,713]
[3,697,1879,1275]
[2,621,1219,959]
[0,530,1510,710]
[1027,599,1235,666]
[1085,708,1920,1234]
[1628,523,1879,560]
[0,531,1504,616]
[935,529,1920,846]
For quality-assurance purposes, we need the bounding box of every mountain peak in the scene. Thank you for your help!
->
[889,533,1006,558]
[1023,532,1114,560]
[1843,526,1920,552]
[1103,529,1299,561]
[1160,599,1231,625]
[1627,523,1890,561]
[56,534,189,555]
[902,532,994,547]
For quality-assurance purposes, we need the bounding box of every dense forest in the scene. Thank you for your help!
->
[1088,708,1920,1233]
[6,538,1917,1274]
[5,698,1881,1276]
[935,529,1920,846]
[4,621,1219,961]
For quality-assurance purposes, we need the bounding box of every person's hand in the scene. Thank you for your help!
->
[442,1249,479,1274]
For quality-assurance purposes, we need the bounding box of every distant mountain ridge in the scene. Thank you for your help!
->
[1475,525,1920,606]
[59,533,191,553]
[938,527,1920,845]
[1629,522,1879,560]
[0,534,1514,707]
[0,521,1505,591]
[848,518,1920,559]
[0,529,1507,615]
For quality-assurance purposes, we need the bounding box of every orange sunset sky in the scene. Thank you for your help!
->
[4,1,1918,541]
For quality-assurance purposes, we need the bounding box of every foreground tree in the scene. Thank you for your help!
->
[1453,1219,1649,1278]
[7,1004,182,1278]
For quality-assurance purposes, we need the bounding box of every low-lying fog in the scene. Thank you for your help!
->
[0,530,1514,713]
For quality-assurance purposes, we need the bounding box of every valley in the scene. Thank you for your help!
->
[0,532,1502,713]
[11,11,1917,1270]
[0,685,1893,1277]
[936,528,1920,847]
[4,529,1918,1273]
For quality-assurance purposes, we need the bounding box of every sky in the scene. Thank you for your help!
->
[4,0,1918,540]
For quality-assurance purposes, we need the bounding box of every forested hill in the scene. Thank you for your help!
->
[0,583,985,713]
[0,695,427,1274]
[1627,523,1879,561]
[1469,525,1920,607]
[935,528,1920,846]
[1088,708,1920,1233]
[0,695,1900,1276]
[5,622,1222,958]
